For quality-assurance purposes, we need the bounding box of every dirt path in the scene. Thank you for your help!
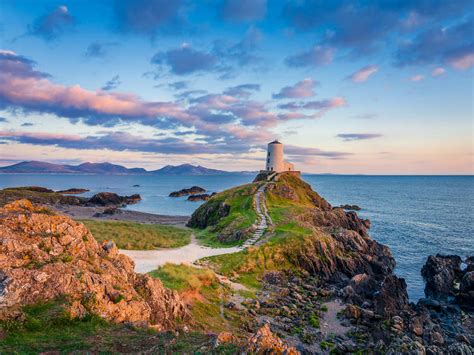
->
[120,235,241,273]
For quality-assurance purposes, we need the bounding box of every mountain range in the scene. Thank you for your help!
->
[0,161,252,175]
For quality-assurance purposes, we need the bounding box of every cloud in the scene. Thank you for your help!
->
[151,44,218,75]
[336,133,383,141]
[352,113,378,120]
[0,51,193,127]
[410,74,425,82]
[272,79,317,99]
[395,16,474,69]
[284,0,472,56]
[431,67,445,77]
[101,75,122,91]
[168,81,188,90]
[220,0,267,22]
[285,145,350,158]
[113,0,185,35]
[0,117,8,123]
[279,97,346,111]
[347,65,378,82]
[224,84,260,98]
[285,46,335,68]
[21,122,34,127]
[84,42,118,58]
[28,5,74,40]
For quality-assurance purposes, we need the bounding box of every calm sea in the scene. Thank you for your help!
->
[0,174,472,300]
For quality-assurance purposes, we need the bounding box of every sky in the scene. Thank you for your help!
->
[0,0,472,174]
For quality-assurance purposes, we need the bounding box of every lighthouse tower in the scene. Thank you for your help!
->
[265,140,294,172]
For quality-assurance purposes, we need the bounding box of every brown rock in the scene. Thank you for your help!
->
[0,199,188,328]
[247,324,299,354]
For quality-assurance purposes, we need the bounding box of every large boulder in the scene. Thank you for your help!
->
[87,192,141,206]
[187,199,230,229]
[421,254,462,300]
[169,186,206,197]
[0,199,187,328]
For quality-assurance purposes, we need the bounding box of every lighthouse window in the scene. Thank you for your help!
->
[267,158,270,163]
[267,152,270,157]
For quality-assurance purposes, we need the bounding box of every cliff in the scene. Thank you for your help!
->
[0,199,187,328]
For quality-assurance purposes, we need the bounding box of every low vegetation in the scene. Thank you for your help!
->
[81,220,191,249]
[149,263,249,334]
[191,183,261,247]
[0,298,231,353]
[0,187,84,207]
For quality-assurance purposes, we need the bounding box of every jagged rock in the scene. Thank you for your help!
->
[339,204,362,211]
[87,192,141,206]
[169,186,206,197]
[247,324,299,354]
[459,271,474,305]
[422,254,463,300]
[186,199,230,228]
[374,275,410,317]
[0,199,188,328]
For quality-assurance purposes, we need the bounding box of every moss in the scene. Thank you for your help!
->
[309,314,320,328]
[320,340,335,350]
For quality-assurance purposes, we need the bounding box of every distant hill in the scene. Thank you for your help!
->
[0,161,254,175]
[0,161,147,175]
[151,164,231,175]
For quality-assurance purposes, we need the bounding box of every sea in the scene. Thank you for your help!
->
[0,174,472,301]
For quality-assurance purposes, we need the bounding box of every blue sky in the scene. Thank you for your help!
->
[0,0,472,174]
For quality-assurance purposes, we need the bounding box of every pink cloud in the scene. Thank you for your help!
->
[347,65,379,83]
[410,74,425,82]
[449,52,474,70]
[273,78,318,99]
[431,67,445,77]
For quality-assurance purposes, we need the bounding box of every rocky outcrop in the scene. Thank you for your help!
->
[187,193,216,202]
[87,192,141,206]
[247,324,299,354]
[186,199,230,229]
[0,199,188,328]
[421,254,463,300]
[56,188,89,194]
[169,186,206,197]
[339,204,361,211]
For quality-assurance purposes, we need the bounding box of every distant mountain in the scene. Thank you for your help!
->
[0,161,147,175]
[0,161,254,175]
[151,164,231,175]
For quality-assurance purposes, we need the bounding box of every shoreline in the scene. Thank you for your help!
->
[53,205,190,227]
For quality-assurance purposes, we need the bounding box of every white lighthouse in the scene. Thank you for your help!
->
[265,140,294,172]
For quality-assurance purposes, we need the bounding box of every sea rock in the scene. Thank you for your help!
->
[374,275,410,317]
[0,199,188,328]
[56,188,90,194]
[339,204,362,211]
[421,254,462,300]
[87,192,141,206]
[169,186,206,197]
[7,186,55,193]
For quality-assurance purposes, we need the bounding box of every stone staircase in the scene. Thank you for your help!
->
[242,183,272,249]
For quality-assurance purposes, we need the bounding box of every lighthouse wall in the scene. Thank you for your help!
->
[266,143,284,172]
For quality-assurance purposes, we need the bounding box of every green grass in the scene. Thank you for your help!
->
[194,183,260,247]
[0,188,85,207]
[0,298,233,353]
[149,263,218,292]
[81,219,191,250]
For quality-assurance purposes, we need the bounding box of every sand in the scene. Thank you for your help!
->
[120,235,242,273]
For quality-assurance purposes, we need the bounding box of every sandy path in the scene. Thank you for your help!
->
[120,235,241,273]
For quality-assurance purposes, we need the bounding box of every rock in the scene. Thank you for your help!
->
[409,316,424,336]
[247,324,299,354]
[339,204,362,211]
[186,200,230,229]
[133,184,140,187]
[422,254,463,301]
[459,271,474,305]
[187,193,213,202]
[56,188,89,194]
[215,331,236,347]
[8,186,55,193]
[169,186,206,197]
[374,275,410,317]
[87,192,141,206]
[0,199,188,328]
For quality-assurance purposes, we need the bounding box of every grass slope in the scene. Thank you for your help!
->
[194,183,260,247]
[0,298,235,353]
[81,220,191,249]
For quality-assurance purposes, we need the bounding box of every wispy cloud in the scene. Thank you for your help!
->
[285,46,335,68]
[410,74,425,82]
[347,65,379,83]
[273,79,317,99]
[101,75,122,91]
[27,5,75,41]
[337,133,383,141]
[220,0,267,22]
